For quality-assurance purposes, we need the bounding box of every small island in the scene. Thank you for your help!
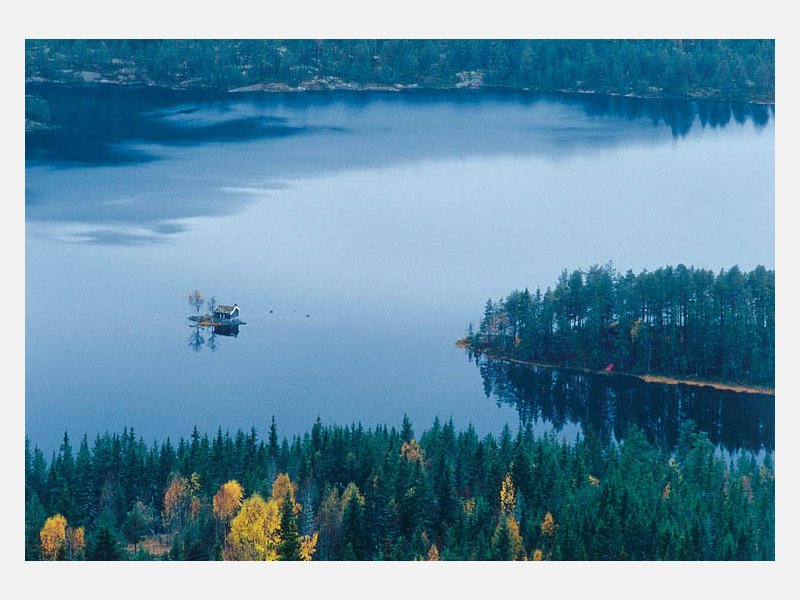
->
[186,290,246,349]
[187,290,246,327]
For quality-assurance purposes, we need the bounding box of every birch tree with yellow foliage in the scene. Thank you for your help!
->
[225,493,281,560]
[40,514,67,560]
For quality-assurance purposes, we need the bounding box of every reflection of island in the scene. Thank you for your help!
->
[471,353,774,455]
[212,322,239,337]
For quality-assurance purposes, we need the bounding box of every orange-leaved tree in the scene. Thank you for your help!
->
[163,474,191,533]
[213,480,244,553]
[271,473,299,511]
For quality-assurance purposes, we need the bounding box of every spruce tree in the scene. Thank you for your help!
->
[277,490,302,560]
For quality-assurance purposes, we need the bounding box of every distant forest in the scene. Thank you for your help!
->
[26,418,774,560]
[25,39,774,102]
[466,264,774,387]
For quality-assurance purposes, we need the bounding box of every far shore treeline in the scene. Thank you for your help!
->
[464,264,774,387]
[25,40,774,102]
[26,417,773,561]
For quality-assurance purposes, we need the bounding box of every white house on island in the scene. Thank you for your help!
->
[213,304,240,321]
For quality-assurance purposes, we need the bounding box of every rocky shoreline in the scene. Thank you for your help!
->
[25,72,775,104]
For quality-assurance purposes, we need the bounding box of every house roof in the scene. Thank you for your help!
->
[214,304,239,314]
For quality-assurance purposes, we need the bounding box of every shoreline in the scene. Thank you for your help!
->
[456,340,775,396]
[24,77,775,105]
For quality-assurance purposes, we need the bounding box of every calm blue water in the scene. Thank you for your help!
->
[25,86,774,454]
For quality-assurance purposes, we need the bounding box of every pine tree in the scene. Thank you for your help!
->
[89,510,123,560]
[277,490,302,560]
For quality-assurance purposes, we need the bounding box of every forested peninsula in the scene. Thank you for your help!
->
[26,417,774,561]
[25,39,774,102]
[462,264,774,390]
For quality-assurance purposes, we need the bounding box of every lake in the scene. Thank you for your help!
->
[25,84,774,456]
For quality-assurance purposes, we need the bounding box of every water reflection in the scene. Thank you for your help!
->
[577,93,773,137]
[188,327,205,353]
[26,84,774,166]
[25,84,775,247]
[187,322,242,352]
[472,354,774,455]
[25,84,316,165]
[212,322,240,337]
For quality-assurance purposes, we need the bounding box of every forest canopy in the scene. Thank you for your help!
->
[25,417,774,560]
[465,264,774,387]
[25,39,774,102]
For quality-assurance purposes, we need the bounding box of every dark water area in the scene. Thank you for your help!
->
[473,355,774,459]
[26,83,774,166]
[25,84,774,455]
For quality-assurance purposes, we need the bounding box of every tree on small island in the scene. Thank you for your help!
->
[188,289,205,315]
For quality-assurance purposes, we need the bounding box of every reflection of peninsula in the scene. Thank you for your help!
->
[473,354,774,455]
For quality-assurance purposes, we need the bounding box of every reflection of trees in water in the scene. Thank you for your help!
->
[188,328,205,353]
[187,323,240,353]
[578,94,773,138]
[475,355,774,454]
[27,83,775,168]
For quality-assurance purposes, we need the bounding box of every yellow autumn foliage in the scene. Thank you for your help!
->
[40,514,67,560]
[213,479,244,522]
[506,516,524,560]
[300,532,319,561]
[588,474,600,486]
[541,511,557,538]
[342,481,366,509]
[225,493,281,561]
[492,515,524,560]
[500,473,516,514]
[532,548,544,561]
